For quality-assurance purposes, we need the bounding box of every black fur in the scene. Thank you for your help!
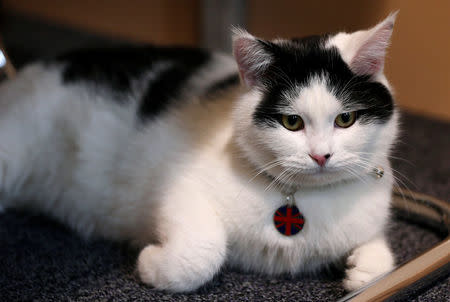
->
[252,35,394,128]
[138,64,197,120]
[55,46,211,119]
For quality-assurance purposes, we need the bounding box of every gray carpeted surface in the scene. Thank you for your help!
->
[0,14,449,302]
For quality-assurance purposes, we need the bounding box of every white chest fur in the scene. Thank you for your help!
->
[172,142,394,276]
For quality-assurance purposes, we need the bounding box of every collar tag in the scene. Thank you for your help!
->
[274,200,305,236]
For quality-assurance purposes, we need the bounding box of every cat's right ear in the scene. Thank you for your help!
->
[232,28,272,87]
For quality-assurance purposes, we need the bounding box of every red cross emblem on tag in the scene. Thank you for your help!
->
[273,205,305,236]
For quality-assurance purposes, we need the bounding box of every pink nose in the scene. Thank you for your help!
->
[309,153,331,167]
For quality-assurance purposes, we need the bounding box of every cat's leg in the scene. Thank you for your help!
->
[137,185,227,292]
[343,236,394,291]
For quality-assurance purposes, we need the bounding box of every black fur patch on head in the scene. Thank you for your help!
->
[54,46,211,119]
[252,35,394,128]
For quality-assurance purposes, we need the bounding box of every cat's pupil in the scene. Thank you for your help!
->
[288,115,299,125]
[341,113,351,123]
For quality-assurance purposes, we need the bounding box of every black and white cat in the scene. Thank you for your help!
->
[0,13,399,292]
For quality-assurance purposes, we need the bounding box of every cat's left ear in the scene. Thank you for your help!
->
[232,28,272,87]
[330,11,398,76]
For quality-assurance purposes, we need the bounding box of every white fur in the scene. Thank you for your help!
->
[343,236,394,290]
[0,21,398,292]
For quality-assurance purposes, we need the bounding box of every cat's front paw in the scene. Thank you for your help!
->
[343,237,394,291]
[137,244,221,292]
[137,246,173,290]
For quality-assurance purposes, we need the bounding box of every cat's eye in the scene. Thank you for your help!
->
[335,112,357,128]
[281,115,304,131]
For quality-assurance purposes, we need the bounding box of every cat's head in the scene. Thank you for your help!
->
[232,13,399,188]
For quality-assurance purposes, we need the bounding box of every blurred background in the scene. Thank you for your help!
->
[0,0,449,121]
[0,3,448,301]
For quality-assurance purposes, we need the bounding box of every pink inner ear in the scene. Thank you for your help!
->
[350,20,394,76]
[233,37,257,87]
[233,35,272,87]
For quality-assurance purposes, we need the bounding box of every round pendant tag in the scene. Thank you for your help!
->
[273,205,305,236]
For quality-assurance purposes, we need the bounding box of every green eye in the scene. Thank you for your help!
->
[281,115,304,131]
[335,112,357,128]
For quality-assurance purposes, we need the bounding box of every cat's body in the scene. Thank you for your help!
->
[0,14,398,292]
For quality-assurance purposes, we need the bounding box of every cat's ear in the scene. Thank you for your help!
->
[332,12,398,76]
[232,28,272,87]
